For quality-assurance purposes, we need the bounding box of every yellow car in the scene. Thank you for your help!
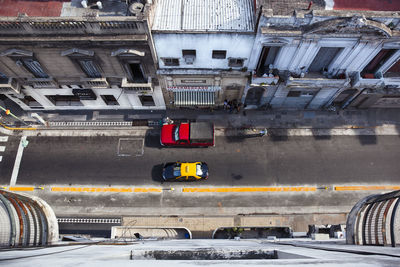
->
[162,162,209,181]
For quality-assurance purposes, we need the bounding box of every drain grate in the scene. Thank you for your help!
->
[57,218,121,224]
[49,121,132,127]
[118,138,144,157]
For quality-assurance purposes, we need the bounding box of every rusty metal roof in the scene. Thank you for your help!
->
[152,0,255,32]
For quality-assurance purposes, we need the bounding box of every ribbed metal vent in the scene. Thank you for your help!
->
[174,91,215,106]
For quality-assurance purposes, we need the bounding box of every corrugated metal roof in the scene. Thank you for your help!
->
[152,0,254,32]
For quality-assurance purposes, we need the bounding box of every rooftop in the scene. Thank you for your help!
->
[152,0,255,32]
[0,0,138,17]
[257,0,400,16]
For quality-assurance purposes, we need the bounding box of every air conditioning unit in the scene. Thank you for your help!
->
[184,56,195,65]
[0,78,21,94]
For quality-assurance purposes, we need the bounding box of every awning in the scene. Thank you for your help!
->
[174,91,215,106]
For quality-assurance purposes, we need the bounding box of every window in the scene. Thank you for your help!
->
[77,59,102,78]
[162,58,179,66]
[228,58,244,67]
[362,49,398,76]
[46,95,83,106]
[256,46,281,76]
[139,95,155,106]
[23,95,42,108]
[0,71,7,83]
[61,48,101,78]
[212,50,226,59]
[127,63,146,83]
[101,95,119,105]
[287,91,301,97]
[308,47,343,73]
[182,50,196,57]
[18,58,49,78]
[226,84,241,90]
[182,50,196,64]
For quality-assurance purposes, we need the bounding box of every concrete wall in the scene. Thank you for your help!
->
[154,33,255,69]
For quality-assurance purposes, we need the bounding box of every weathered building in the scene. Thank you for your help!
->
[151,0,255,108]
[246,1,400,110]
[0,0,165,111]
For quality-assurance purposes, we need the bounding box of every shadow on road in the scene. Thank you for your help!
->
[144,130,162,148]
[151,163,164,183]
[357,135,377,145]
[231,173,243,180]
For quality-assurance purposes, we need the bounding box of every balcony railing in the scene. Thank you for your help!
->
[0,17,147,36]
[286,74,350,88]
[0,77,20,93]
[81,78,109,89]
[121,77,153,93]
[251,72,279,86]
[351,72,385,89]
[383,77,400,87]
[26,77,57,88]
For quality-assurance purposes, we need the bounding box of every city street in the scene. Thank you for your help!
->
[0,131,399,216]
[1,132,399,186]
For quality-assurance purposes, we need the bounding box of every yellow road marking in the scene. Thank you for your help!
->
[134,188,163,193]
[51,187,133,193]
[335,185,400,191]
[0,122,37,131]
[9,186,35,191]
[182,187,316,193]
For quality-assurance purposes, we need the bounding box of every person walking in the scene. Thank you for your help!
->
[223,99,228,110]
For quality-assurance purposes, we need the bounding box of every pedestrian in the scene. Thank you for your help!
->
[236,102,242,113]
[232,99,238,113]
[223,99,228,110]
[228,101,234,113]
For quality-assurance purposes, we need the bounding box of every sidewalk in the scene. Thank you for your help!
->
[1,106,400,136]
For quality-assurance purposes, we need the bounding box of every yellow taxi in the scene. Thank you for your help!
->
[162,162,209,182]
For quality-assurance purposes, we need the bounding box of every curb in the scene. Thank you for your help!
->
[19,125,399,137]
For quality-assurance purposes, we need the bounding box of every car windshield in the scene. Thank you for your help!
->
[196,164,203,176]
[174,126,180,141]
[173,165,181,176]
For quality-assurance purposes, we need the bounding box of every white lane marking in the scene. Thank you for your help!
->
[0,156,2,162]
[10,136,27,186]
[0,146,5,152]
[0,136,8,142]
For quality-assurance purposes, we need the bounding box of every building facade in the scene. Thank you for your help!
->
[0,1,165,111]
[246,2,400,110]
[151,0,255,109]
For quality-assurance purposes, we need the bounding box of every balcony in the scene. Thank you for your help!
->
[350,72,385,89]
[250,72,279,86]
[121,77,153,93]
[81,78,109,89]
[286,72,350,88]
[0,77,20,93]
[26,77,57,88]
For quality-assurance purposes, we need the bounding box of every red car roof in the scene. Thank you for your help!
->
[179,123,190,141]
[161,124,176,145]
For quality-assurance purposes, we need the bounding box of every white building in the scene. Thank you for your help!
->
[246,1,400,109]
[151,0,255,108]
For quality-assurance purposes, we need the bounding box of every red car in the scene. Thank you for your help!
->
[160,122,214,147]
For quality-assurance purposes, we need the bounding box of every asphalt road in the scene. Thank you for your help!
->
[1,133,399,187]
